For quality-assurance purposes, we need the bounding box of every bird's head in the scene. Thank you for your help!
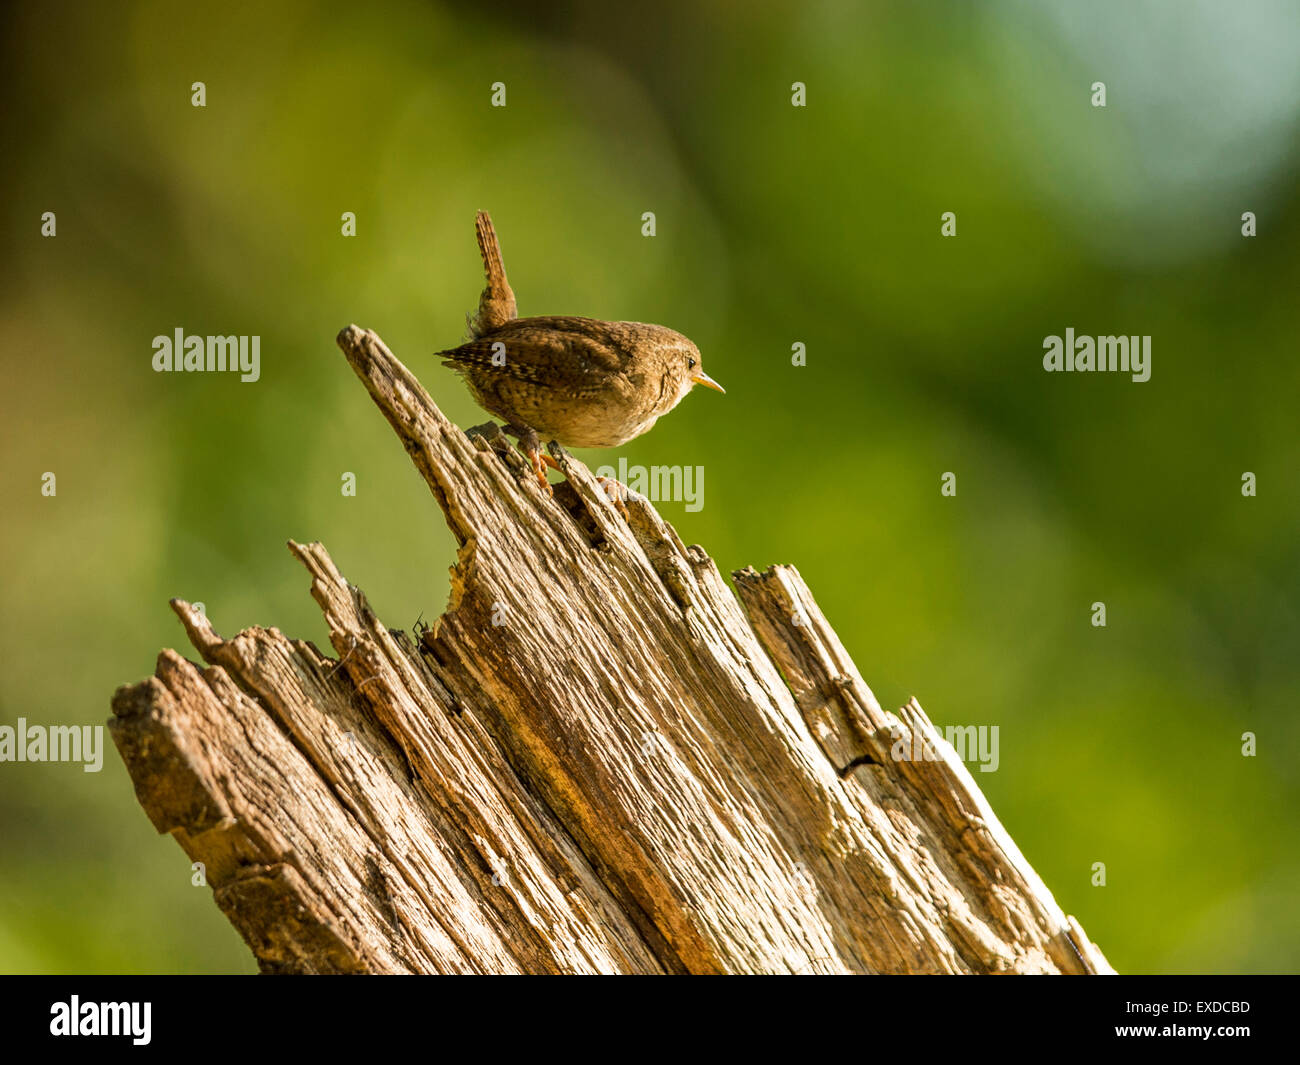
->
[649,327,724,414]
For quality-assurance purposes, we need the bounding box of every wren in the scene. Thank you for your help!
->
[436,212,723,493]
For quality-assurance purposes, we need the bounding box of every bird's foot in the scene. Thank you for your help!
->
[527,449,553,496]
[503,429,629,520]
[545,445,630,521]
[595,475,631,520]
[512,426,553,497]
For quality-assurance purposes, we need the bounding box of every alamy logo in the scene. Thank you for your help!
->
[891,724,1000,773]
[1042,329,1150,382]
[152,328,261,382]
[0,718,104,772]
[50,997,151,1045]
[594,458,705,512]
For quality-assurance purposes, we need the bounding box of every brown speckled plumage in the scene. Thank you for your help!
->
[436,213,723,487]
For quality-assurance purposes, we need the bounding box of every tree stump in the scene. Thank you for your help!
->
[108,325,1113,975]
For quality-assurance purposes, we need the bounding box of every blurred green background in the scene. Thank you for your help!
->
[2,0,1297,974]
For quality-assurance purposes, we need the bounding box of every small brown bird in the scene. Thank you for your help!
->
[437,212,724,492]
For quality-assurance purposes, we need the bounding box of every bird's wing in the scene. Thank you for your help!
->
[438,318,630,394]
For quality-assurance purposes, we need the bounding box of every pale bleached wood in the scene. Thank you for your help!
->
[108,324,1112,975]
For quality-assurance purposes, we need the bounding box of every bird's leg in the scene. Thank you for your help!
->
[509,424,552,496]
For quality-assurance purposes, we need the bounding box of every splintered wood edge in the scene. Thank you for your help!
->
[732,565,1114,975]
[109,649,408,973]
[109,577,664,974]
[336,325,476,547]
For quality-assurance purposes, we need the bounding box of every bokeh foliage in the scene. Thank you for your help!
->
[1,0,1297,973]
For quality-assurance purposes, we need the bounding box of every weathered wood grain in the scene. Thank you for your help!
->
[107,324,1112,975]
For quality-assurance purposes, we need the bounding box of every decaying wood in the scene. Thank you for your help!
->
[108,324,1113,975]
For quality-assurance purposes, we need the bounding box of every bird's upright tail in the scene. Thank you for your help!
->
[470,210,517,337]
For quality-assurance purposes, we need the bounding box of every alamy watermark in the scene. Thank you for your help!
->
[0,718,104,772]
[152,328,260,382]
[50,997,151,1046]
[594,457,705,512]
[1043,329,1150,382]
[890,723,1000,773]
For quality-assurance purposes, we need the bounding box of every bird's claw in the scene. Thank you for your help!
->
[521,439,625,519]
[529,451,554,497]
[596,476,631,520]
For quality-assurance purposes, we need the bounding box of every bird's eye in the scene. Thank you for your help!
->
[687,357,697,370]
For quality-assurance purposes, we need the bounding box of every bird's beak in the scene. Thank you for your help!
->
[691,371,725,394]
